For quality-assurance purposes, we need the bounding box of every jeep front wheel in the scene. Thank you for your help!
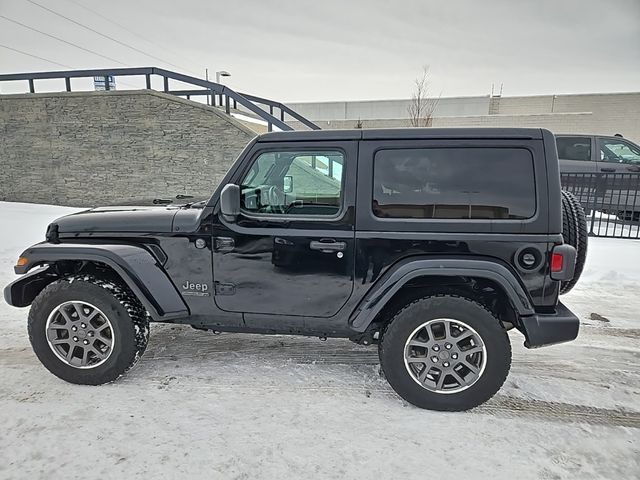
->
[28,276,150,385]
[379,294,511,411]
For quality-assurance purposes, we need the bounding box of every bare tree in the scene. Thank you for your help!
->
[407,65,438,127]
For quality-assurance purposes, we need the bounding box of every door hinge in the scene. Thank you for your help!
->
[214,282,236,295]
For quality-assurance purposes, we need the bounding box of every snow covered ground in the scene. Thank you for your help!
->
[0,202,638,479]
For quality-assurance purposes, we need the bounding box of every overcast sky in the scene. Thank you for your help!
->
[1,0,639,102]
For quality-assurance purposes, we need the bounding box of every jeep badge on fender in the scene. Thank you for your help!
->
[182,281,209,296]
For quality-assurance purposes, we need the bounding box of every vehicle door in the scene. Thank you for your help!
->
[556,135,597,207]
[211,141,357,326]
[596,136,640,215]
[556,135,597,172]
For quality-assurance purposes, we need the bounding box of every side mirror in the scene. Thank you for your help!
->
[220,184,240,222]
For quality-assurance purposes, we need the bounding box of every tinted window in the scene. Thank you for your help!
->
[556,136,592,161]
[372,148,536,219]
[241,150,344,216]
[599,138,640,164]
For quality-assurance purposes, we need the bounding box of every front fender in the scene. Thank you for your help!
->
[4,242,189,319]
[349,257,535,332]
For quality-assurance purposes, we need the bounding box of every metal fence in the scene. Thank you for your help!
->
[0,67,321,132]
[561,172,640,239]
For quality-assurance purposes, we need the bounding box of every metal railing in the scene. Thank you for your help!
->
[0,67,321,132]
[561,172,640,239]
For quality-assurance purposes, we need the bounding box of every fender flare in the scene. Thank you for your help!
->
[4,242,189,319]
[349,257,535,332]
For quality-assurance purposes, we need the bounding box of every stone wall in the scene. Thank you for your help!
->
[0,90,256,207]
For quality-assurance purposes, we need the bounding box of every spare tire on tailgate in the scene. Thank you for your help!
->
[560,190,588,294]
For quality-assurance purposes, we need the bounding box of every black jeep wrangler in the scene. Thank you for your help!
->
[4,128,588,411]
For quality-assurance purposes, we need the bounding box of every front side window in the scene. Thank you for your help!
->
[241,150,344,216]
[599,138,640,164]
[556,136,592,161]
[373,148,536,220]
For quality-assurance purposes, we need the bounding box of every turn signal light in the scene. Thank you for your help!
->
[550,252,563,272]
[16,257,28,267]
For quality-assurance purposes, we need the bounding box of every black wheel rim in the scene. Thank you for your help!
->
[45,301,114,369]
[403,318,487,393]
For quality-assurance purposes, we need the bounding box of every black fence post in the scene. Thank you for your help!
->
[104,76,110,91]
[163,76,169,92]
[65,77,71,92]
[225,95,230,114]
[145,74,151,89]
[28,79,34,93]
[589,177,598,235]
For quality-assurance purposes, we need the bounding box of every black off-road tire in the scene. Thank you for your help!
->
[560,190,588,294]
[379,294,511,411]
[28,275,150,385]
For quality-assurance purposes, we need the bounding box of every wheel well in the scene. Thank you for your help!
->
[371,275,517,334]
[52,260,129,287]
[16,260,137,310]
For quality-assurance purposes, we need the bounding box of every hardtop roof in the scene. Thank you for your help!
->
[258,127,545,142]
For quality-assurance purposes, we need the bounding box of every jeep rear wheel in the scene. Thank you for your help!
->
[379,294,511,411]
[28,276,150,385]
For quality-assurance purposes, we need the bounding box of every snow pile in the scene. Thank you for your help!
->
[0,202,80,262]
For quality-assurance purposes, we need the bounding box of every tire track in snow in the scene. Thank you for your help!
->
[479,395,640,428]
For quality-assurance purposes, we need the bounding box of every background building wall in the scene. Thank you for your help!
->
[0,90,256,207]
[288,92,640,143]
[287,96,490,121]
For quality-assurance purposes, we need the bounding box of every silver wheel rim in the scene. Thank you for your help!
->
[45,301,115,369]
[403,318,487,394]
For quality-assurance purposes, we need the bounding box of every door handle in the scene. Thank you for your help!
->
[600,168,615,172]
[309,240,346,253]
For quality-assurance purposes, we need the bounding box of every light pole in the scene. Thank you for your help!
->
[205,68,210,105]
[216,70,231,84]
[214,71,230,107]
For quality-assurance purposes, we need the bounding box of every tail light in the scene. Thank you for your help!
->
[550,252,564,273]
[550,245,577,281]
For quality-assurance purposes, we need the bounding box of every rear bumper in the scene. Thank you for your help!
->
[519,302,580,348]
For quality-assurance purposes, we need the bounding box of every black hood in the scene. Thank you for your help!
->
[52,205,181,235]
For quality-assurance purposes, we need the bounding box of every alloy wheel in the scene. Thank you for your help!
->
[403,318,487,393]
[45,301,115,369]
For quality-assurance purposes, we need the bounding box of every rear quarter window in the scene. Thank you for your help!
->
[372,147,536,220]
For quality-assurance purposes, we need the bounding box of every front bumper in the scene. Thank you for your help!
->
[3,266,56,307]
[519,302,580,348]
